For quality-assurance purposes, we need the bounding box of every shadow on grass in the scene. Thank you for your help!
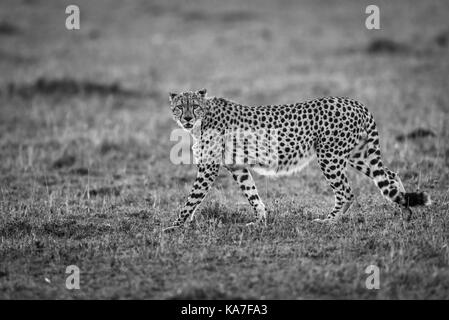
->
[0,21,20,36]
[0,217,113,240]
[181,10,258,24]
[40,220,112,240]
[395,128,437,142]
[365,38,411,55]
[3,77,158,99]
[0,50,35,64]
[434,29,449,48]
[168,285,245,300]
[87,185,123,198]
[0,218,33,238]
[200,202,252,224]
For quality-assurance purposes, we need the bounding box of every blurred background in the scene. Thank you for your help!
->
[1,0,449,299]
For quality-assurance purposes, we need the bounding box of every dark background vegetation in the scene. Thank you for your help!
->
[0,0,448,299]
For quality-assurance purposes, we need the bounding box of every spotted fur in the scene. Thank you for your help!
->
[166,89,431,229]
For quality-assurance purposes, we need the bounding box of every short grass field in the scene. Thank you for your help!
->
[1,0,449,299]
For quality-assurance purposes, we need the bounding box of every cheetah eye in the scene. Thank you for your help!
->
[173,105,183,115]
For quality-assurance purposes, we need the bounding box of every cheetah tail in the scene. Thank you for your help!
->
[403,192,432,207]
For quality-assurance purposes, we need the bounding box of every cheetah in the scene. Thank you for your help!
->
[164,89,431,231]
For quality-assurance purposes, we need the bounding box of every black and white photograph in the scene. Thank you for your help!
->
[0,0,448,304]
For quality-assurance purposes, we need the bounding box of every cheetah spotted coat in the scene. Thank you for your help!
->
[166,89,431,230]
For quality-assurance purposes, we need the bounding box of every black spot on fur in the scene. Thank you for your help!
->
[377,180,389,189]
[373,170,383,177]
[389,189,398,197]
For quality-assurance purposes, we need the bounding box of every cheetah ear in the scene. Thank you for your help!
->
[196,88,207,98]
[169,92,177,103]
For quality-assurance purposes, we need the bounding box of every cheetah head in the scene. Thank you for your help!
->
[168,89,208,130]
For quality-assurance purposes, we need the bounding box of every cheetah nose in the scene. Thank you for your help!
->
[184,116,193,122]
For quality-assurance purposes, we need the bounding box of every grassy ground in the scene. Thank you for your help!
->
[1,0,449,299]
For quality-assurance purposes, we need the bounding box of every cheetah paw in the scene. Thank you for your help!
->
[162,225,180,233]
[245,220,267,227]
[312,217,336,224]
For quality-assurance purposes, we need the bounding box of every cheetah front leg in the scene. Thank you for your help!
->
[226,167,267,226]
[163,164,219,232]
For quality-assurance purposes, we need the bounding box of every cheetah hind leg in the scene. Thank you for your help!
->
[384,167,412,220]
[348,140,415,221]
[313,156,355,223]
